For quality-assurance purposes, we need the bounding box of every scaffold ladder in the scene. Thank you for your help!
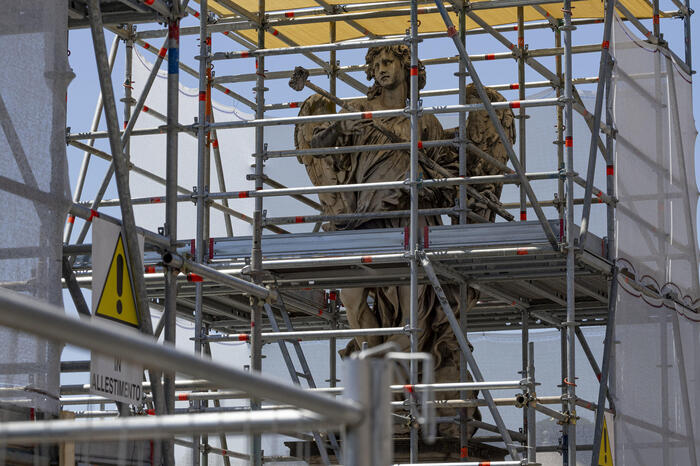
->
[263,300,342,464]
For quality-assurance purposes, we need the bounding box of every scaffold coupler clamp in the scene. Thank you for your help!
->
[403,100,424,117]
[561,408,579,425]
[265,286,278,304]
[416,172,425,190]
[556,95,573,106]
[190,185,209,206]
[402,31,423,45]
[161,250,184,273]
[403,324,421,335]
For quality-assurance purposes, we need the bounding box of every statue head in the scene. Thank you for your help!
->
[365,45,425,100]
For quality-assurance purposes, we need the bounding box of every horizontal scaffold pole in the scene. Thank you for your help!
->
[212,37,407,60]
[162,252,274,300]
[0,287,363,425]
[89,172,559,204]
[0,409,339,444]
[215,45,601,84]
[205,326,410,342]
[67,98,561,140]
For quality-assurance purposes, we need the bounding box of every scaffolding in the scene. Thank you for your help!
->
[0,0,696,464]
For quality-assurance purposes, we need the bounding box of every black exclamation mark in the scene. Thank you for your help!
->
[603,427,608,463]
[116,254,123,314]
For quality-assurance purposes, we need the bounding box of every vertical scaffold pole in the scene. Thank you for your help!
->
[555,27,564,238]
[527,341,536,463]
[329,23,337,99]
[554,25,569,466]
[328,23,338,391]
[605,52,614,263]
[203,22,214,466]
[516,6,530,456]
[560,321,568,465]
[124,29,134,162]
[458,3,467,228]
[409,0,421,462]
[193,1,209,464]
[562,0,577,459]
[457,4,470,459]
[517,7,526,223]
[683,0,691,69]
[329,292,339,388]
[249,2,265,465]
[164,9,181,466]
[121,30,135,422]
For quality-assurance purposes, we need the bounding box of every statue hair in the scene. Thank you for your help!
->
[365,45,426,100]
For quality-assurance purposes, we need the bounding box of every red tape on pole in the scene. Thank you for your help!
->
[187,273,203,282]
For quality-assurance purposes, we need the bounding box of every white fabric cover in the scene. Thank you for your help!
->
[0,1,72,415]
[613,275,700,465]
[612,14,700,465]
[612,15,699,302]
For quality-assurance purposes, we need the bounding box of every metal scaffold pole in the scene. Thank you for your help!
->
[517,6,526,223]
[124,29,134,163]
[193,0,210,464]
[683,0,691,68]
[409,0,420,461]
[249,2,265,465]
[457,2,470,459]
[527,342,536,463]
[164,6,182,465]
[553,23,570,466]
[516,7,531,459]
[562,0,577,460]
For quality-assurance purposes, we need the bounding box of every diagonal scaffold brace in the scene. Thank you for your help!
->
[85,0,168,445]
[433,0,559,249]
[578,0,617,247]
[418,250,521,460]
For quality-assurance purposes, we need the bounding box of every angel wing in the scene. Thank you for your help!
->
[294,94,351,222]
[465,83,515,175]
[464,84,516,220]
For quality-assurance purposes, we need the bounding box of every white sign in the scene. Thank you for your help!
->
[90,353,144,405]
[90,217,144,405]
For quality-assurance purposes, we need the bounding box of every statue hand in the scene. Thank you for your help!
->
[310,121,341,150]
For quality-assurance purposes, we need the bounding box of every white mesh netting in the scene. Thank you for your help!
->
[0,2,72,416]
[612,14,700,465]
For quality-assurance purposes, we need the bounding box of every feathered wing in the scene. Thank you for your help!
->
[465,84,516,221]
[294,94,355,227]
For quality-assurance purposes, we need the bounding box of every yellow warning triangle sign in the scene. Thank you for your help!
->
[94,234,140,328]
[599,418,614,466]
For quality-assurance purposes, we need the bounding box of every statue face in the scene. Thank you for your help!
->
[371,50,403,90]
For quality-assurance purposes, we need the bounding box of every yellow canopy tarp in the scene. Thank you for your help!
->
[201,0,655,48]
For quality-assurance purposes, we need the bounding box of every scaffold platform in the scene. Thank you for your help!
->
[72,220,612,333]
